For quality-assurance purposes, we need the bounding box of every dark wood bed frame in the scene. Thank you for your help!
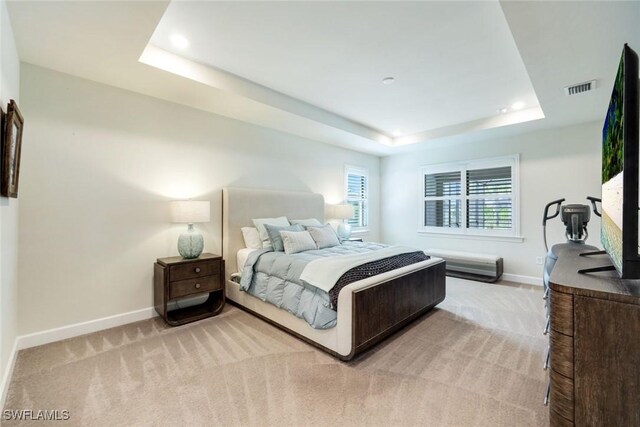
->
[229,260,446,361]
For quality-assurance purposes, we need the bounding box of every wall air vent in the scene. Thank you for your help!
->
[564,80,597,96]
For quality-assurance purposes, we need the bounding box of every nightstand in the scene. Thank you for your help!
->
[154,253,225,326]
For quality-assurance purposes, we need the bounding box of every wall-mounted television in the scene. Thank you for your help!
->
[600,44,640,279]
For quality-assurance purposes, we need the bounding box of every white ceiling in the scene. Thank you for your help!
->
[150,1,540,137]
[6,1,640,156]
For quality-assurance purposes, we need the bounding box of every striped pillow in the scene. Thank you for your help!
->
[280,230,318,254]
[307,224,341,249]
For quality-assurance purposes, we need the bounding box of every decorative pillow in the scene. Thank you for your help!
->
[252,216,290,248]
[290,218,323,228]
[307,224,341,249]
[264,223,304,251]
[280,230,317,254]
[241,227,262,249]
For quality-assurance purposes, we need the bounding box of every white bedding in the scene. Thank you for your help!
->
[236,248,257,274]
[299,245,421,292]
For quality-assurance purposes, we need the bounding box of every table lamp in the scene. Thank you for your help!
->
[327,204,355,240]
[170,200,210,259]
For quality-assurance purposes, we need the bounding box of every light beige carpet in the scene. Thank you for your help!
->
[3,278,549,426]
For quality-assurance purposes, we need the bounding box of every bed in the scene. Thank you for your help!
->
[223,187,446,360]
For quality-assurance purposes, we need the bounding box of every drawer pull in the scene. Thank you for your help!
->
[195,283,201,289]
[543,318,550,335]
[194,267,201,273]
[544,381,550,406]
[545,302,549,318]
[544,345,550,370]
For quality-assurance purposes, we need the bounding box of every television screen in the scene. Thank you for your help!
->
[601,50,626,274]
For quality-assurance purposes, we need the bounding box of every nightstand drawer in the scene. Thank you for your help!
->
[169,259,220,282]
[170,275,221,299]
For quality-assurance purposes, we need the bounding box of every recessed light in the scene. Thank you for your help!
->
[382,77,395,85]
[498,107,508,114]
[511,101,525,110]
[169,34,189,49]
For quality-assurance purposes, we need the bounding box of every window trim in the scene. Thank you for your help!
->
[344,164,369,233]
[419,155,521,239]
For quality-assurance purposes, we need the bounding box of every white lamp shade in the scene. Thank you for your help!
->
[326,204,354,220]
[170,200,210,223]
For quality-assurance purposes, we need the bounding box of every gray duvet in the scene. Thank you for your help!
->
[240,241,388,329]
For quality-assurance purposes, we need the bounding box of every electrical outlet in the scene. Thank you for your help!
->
[536,256,544,265]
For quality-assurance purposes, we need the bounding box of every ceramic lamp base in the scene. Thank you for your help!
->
[178,224,204,259]
[337,222,352,241]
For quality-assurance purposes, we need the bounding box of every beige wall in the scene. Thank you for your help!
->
[18,64,381,335]
[0,0,20,396]
[381,122,602,279]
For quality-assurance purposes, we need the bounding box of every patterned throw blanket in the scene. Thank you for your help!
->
[329,251,430,309]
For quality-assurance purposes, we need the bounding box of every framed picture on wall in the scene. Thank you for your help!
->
[2,99,24,198]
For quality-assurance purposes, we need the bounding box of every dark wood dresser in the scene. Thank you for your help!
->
[154,253,225,326]
[547,245,640,426]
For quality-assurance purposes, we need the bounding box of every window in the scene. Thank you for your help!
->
[421,156,519,237]
[345,165,369,231]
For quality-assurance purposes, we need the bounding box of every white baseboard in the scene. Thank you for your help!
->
[1,338,19,409]
[16,307,157,351]
[501,273,543,286]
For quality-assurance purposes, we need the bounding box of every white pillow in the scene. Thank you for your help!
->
[290,218,323,228]
[252,216,290,248]
[307,224,341,249]
[241,227,262,249]
[280,230,317,254]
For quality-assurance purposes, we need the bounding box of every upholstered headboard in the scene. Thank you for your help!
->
[222,187,325,281]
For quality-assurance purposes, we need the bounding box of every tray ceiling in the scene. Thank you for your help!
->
[6,1,640,154]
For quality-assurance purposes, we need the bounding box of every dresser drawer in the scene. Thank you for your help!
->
[550,329,574,379]
[550,290,573,336]
[169,259,220,282]
[550,406,574,427]
[550,370,574,422]
[170,275,221,299]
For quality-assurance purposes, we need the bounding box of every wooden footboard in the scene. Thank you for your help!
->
[346,260,446,360]
[227,260,447,361]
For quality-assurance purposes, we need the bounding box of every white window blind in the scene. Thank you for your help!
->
[421,156,519,237]
[345,166,368,230]
[423,171,462,229]
[466,166,513,230]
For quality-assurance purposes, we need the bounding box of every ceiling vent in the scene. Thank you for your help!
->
[564,80,597,96]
